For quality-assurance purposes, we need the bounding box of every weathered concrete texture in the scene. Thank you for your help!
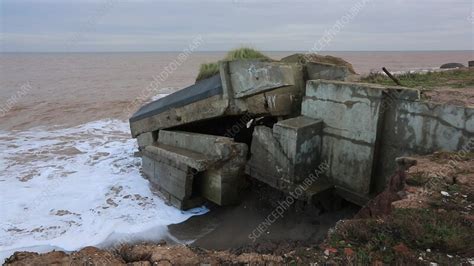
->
[136,131,157,150]
[131,61,306,138]
[159,130,248,205]
[375,99,474,192]
[302,80,387,195]
[130,94,229,138]
[222,60,305,118]
[234,85,304,117]
[141,149,201,210]
[246,126,291,189]
[273,116,323,183]
[246,116,323,191]
[301,79,472,201]
[227,60,299,98]
[306,62,352,81]
[142,130,248,208]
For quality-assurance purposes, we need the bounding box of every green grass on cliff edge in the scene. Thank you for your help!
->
[361,68,474,89]
[195,47,272,82]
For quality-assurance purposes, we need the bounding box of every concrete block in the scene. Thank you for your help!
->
[137,131,157,149]
[306,62,351,81]
[145,130,248,207]
[141,155,154,179]
[228,60,298,98]
[141,148,197,209]
[246,116,323,190]
[153,158,194,200]
[273,116,323,183]
[158,130,236,159]
[144,144,215,171]
[231,85,304,117]
[169,195,205,210]
[199,141,248,206]
[247,126,291,189]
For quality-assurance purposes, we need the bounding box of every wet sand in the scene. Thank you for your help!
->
[169,181,358,251]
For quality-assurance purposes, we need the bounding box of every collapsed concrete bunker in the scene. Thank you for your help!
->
[129,54,474,210]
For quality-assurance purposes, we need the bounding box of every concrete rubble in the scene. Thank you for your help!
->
[129,54,474,210]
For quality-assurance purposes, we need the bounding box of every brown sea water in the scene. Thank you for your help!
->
[1,50,472,131]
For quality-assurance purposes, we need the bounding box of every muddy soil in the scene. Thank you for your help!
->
[5,154,473,265]
[170,180,358,252]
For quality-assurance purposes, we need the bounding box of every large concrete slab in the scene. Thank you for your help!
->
[130,94,229,138]
[158,130,239,159]
[145,144,216,172]
[130,75,223,123]
[227,60,298,98]
[130,61,306,137]
[302,80,386,195]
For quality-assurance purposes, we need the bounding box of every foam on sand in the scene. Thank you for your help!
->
[0,119,207,261]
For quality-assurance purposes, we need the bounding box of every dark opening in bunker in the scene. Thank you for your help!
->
[169,114,279,151]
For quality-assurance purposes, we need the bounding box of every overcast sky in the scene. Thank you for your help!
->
[1,0,473,52]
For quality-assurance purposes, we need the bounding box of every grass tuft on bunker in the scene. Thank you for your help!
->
[195,47,272,82]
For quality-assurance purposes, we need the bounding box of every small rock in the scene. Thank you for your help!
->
[344,247,354,257]
[418,256,423,260]
[393,243,411,255]
[426,248,431,252]
[456,173,474,188]
[463,215,474,223]
[324,247,337,256]
[441,191,450,197]
[440,63,465,69]
[373,260,384,266]
[443,175,454,185]
[429,262,438,266]
[447,254,453,258]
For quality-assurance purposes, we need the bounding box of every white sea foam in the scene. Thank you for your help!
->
[0,119,207,261]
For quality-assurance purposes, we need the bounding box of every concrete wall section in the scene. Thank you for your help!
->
[376,100,474,191]
[302,80,386,195]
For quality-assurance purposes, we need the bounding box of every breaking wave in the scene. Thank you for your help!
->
[0,119,207,261]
